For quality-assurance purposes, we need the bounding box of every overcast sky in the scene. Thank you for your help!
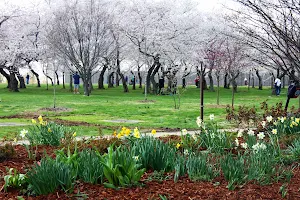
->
[4,0,239,13]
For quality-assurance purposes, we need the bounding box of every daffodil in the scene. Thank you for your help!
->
[117,133,122,139]
[280,117,285,123]
[113,131,117,137]
[133,156,139,161]
[176,143,181,149]
[20,129,28,138]
[272,129,277,135]
[209,114,214,121]
[257,132,265,140]
[261,121,266,128]
[290,123,293,128]
[41,121,47,126]
[241,143,248,149]
[38,115,43,122]
[235,138,239,146]
[73,132,77,137]
[48,128,52,133]
[247,129,255,136]
[181,129,187,135]
[295,118,300,124]
[237,130,243,138]
[273,121,278,126]
[13,138,17,142]
[196,116,202,127]
[151,129,157,135]
[125,128,131,136]
[31,119,37,124]
[134,132,140,138]
[266,116,273,123]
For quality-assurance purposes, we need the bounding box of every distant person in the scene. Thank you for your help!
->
[244,78,248,86]
[274,78,281,96]
[73,71,80,94]
[26,74,30,84]
[195,76,200,88]
[158,74,164,95]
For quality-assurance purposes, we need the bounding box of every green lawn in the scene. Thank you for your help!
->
[0,83,299,139]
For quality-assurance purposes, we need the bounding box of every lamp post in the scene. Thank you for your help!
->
[200,61,204,121]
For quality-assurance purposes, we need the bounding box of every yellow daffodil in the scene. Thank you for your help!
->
[38,115,43,122]
[296,118,300,123]
[151,129,157,135]
[134,132,140,138]
[113,131,117,137]
[48,128,52,133]
[73,132,77,137]
[41,121,47,126]
[31,119,37,124]
[290,123,293,128]
[117,133,122,139]
[125,128,131,136]
[272,129,277,135]
[13,138,17,142]
[122,127,127,131]
[176,143,181,149]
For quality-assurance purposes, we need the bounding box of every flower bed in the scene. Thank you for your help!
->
[1,115,300,199]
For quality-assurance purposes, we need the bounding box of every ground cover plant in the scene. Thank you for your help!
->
[1,112,300,199]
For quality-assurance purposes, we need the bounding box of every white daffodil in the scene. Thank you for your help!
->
[184,149,189,156]
[280,117,285,123]
[20,129,28,138]
[182,129,188,135]
[235,138,239,146]
[133,156,139,161]
[241,143,248,149]
[196,117,202,127]
[266,116,273,123]
[209,114,215,121]
[272,129,277,135]
[257,132,265,140]
[247,129,255,136]
[252,143,260,151]
[237,129,243,138]
[259,143,267,150]
[261,121,266,128]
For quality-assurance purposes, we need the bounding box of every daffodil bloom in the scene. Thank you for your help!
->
[117,133,122,139]
[259,143,267,150]
[261,121,266,128]
[20,129,28,138]
[41,121,47,126]
[295,118,300,123]
[48,128,52,133]
[247,129,255,136]
[122,127,127,131]
[290,123,293,128]
[181,129,187,135]
[73,132,77,137]
[196,116,202,127]
[280,117,285,123]
[241,143,248,149]
[209,114,214,121]
[13,138,17,142]
[237,130,243,137]
[113,131,117,137]
[266,116,273,123]
[176,143,181,149]
[273,121,278,126]
[272,129,277,135]
[257,132,265,140]
[235,138,239,146]
[134,132,140,138]
[151,129,157,135]
[184,149,189,156]
[133,156,139,161]
[38,115,43,122]
[125,129,131,136]
[31,119,37,124]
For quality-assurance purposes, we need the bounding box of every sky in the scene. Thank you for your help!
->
[3,0,239,13]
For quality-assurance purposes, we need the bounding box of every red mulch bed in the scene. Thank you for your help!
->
[1,145,300,199]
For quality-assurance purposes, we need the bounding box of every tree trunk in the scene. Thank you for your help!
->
[217,75,220,105]
[208,69,214,91]
[116,73,119,87]
[30,68,41,87]
[146,64,155,94]
[182,78,186,88]
[17,74,26,89]
[255,69,262,90]
[224,72,229,89]
[150,63,161,94]
[9,71,19,92]
[131,71,136,90]
[0,67,10,88]
[232,79,238,93]
[138,68,142,89]
[108,72,114,88]
[62,71,66,89]
[45,75,54,86]
[55,71,59,85]
[98,65,108,89]
[69,74,73,92]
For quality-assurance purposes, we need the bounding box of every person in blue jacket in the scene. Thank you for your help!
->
[73,71,80,94]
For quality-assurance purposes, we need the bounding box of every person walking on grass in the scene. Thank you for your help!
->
[73,71,80,94]
[274,78,281,96]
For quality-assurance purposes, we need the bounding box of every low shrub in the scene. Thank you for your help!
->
[0,143,15,162]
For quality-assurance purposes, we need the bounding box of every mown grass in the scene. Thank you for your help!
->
[0,83,299,139]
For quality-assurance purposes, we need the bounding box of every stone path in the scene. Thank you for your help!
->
[0,122,28,127]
